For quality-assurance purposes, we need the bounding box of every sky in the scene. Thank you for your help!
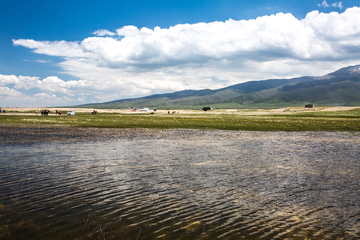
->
[1,0,360,107]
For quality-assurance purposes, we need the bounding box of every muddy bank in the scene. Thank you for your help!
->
[0,124,166,145]
[2,124,359,146]
[0,124,215,146]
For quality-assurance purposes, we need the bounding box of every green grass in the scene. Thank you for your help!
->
[271,110,360,118]
[1,110,360,131]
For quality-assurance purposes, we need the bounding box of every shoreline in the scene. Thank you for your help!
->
[1,106,360,116]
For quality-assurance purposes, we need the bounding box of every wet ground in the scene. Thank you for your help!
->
[1,125,360,239]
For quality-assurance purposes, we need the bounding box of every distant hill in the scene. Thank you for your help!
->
[77,64,360,109]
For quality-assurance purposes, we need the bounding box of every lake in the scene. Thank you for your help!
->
[1,127,360,239]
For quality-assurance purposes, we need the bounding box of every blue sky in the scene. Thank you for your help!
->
[1,0,360,107]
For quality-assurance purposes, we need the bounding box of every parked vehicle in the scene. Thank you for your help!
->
[139,108,152,112]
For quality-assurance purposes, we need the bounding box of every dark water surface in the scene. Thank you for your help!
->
[1,127,360,239]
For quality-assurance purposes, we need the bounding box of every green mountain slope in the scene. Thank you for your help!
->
[260,80,360,104]
[77,64,360,109]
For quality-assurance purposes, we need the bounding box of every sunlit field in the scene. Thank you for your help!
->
[1,107,360,131]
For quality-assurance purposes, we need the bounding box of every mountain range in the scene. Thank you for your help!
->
[78,64,360,109]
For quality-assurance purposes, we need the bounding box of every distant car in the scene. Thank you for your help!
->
[67,111,75,115]
[139,108,152,112]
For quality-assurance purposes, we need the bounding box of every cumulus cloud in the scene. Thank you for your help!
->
[0,86,43,107]
[0,86,24,97]
[0,74,95,107]
[14,8,360,65]
[0,74,90,94]
[7,7,360,106]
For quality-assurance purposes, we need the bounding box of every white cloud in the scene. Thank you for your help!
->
[0,86,42,107]
[0,74,21,85]
[12,39,92,58]
[318,0,343,9]
[36,60,52,63]
[15,8,360,65]
[0,74,89,94]
[0,86,24,97]
[318,0,330,8]
[6,7,360,106]
[332,2,343,9]
[34,92,57,99]
[92,29,116,36]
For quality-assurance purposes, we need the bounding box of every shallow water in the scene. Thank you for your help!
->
[1,128,360,239]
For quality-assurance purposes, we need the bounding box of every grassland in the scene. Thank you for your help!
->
[1,107,360,131]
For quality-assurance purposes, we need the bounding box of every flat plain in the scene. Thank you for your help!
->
[1,107,360,131]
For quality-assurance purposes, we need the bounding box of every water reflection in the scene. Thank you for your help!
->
[1,129,360,239]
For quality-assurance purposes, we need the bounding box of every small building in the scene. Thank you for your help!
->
[305,104,315,108]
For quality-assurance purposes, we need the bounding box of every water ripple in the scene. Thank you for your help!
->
[1,129,360,239]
